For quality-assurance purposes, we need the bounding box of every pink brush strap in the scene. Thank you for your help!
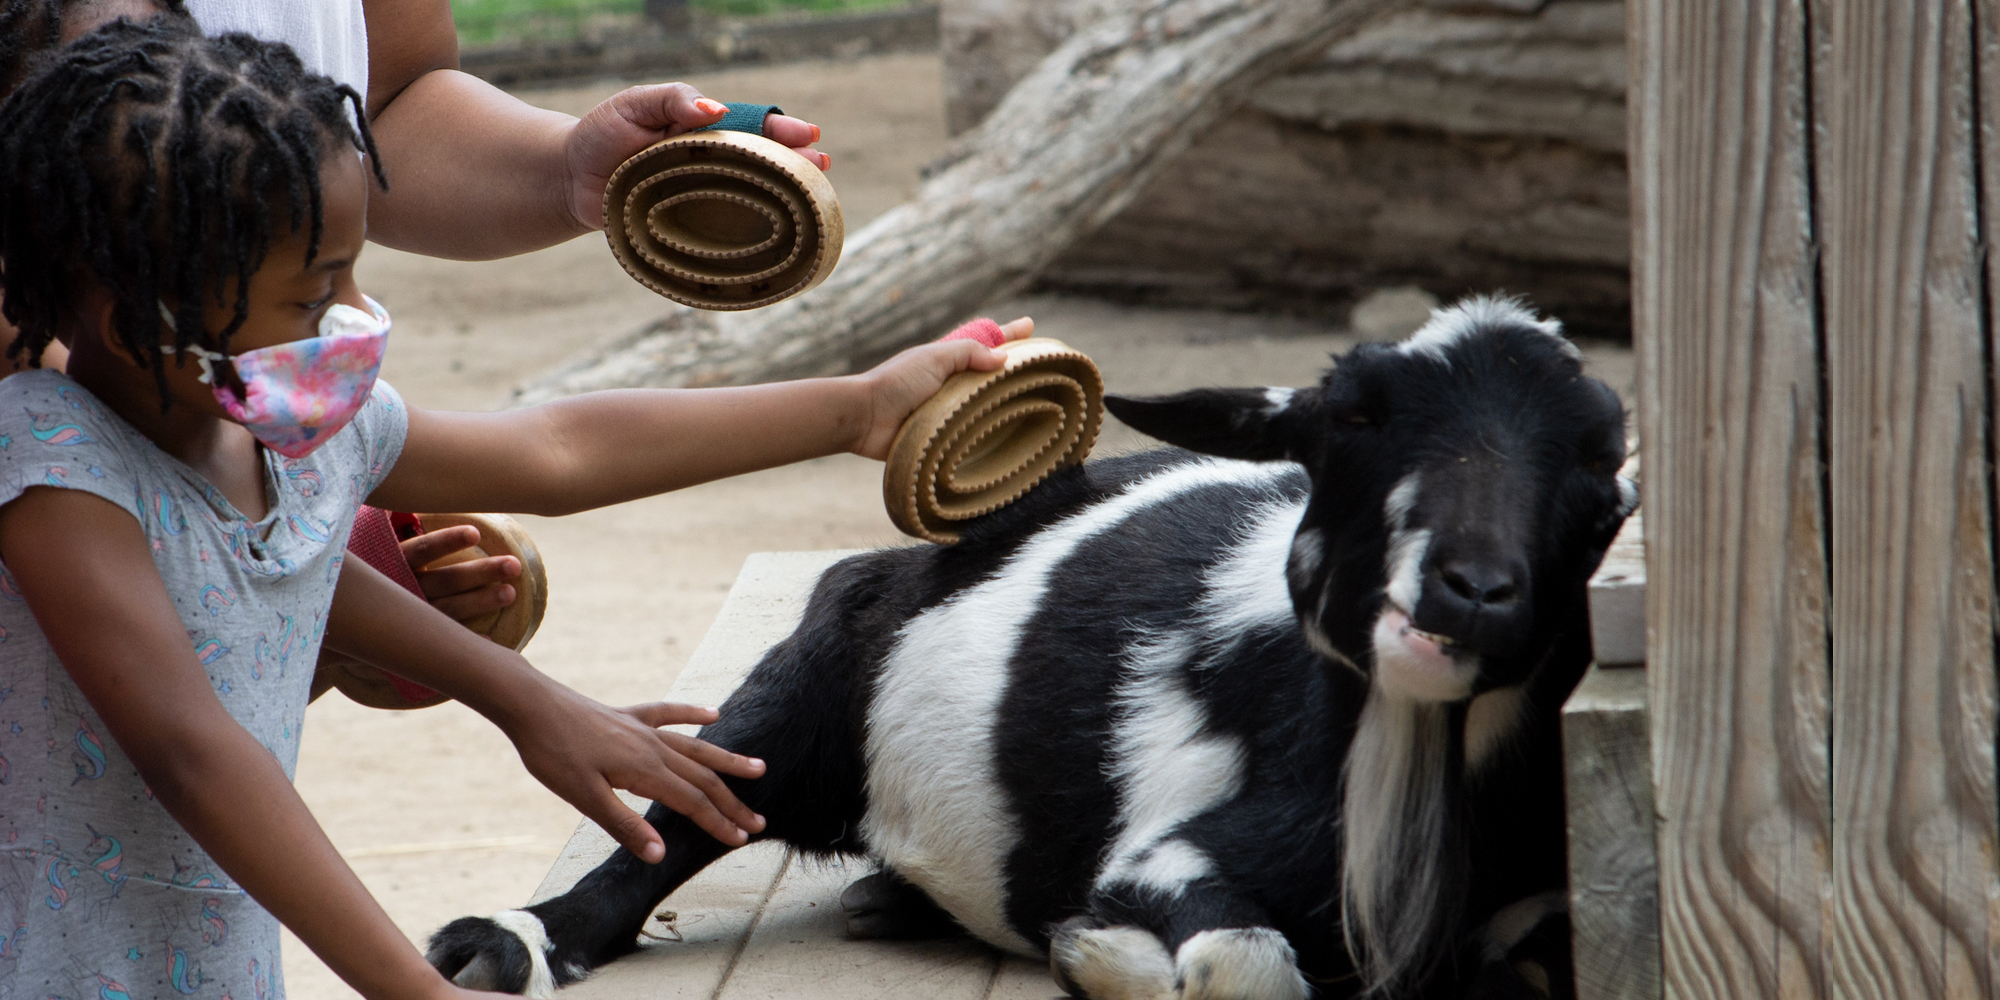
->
[940,318,1007,348]
[346,506,444,704]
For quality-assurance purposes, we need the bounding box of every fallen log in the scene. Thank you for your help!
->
[513,0,1410,403]
[945,0,1634,336]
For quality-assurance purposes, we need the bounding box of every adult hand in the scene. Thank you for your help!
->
[564,84,828,233]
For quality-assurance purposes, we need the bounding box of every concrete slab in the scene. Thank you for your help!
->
[532,551,1064,1000]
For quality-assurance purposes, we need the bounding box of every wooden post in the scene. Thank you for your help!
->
[1628,0,1830,997]
[1565,511,1662,1000]
[1816,1,1998,996]
[1565,663,1660,1000]
[1635,0,2000,995]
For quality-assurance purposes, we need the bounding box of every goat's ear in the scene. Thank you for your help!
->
[1105,387,1309,462]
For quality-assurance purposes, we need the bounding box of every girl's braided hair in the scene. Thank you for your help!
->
[0,12,387,403]
[0,0,183,92]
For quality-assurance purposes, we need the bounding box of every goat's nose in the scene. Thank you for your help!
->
[1438,559,1522,607]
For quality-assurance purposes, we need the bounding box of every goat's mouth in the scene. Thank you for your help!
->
[1371,603,1479,702]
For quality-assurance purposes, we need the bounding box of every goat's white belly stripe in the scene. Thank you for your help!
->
[861,459,1294,956]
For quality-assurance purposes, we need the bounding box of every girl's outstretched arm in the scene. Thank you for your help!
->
[368,326,1026,516]
[0,488,490,1000]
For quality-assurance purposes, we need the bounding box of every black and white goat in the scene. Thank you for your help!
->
[427,297,1636,999]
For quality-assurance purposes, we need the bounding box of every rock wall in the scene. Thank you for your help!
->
[940,0,1632,337]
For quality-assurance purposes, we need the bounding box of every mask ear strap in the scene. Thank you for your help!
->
[155,301,226,385]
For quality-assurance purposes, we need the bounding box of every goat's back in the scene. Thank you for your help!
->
[744,451,1361,958]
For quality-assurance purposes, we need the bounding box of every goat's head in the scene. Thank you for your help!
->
[1109,297,1632,993]
[1107,296,1633,703]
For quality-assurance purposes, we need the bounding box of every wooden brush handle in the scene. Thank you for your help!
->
[884,338,1104,544]
[603,130,843,311]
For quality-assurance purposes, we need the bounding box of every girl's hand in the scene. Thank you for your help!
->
[565,84,827,232]
[503,690,768,859]
[327,557,763,860]
[399,524,521,621]
[849,317,1034,460]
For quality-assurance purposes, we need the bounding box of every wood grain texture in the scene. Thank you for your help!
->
[1588,510,1646,667]
[1563,664,1662,1000]
[1973,0,2000,986]
[1815,1,1999,996]
[512,0,1410,402]
[1629,0,1830,996]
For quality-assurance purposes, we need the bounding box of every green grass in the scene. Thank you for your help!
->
[450,0,914,47]
[689,0,910,16]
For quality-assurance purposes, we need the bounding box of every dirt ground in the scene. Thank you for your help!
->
[284,50,1635,999]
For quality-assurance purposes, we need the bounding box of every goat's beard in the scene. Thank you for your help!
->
[1339,684,1467,995]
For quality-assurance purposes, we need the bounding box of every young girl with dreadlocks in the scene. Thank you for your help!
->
[0,0,836,700]
[0,17,1020,1000]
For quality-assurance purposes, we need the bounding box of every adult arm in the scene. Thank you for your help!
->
[0,488,479,1000]
[322,556,766,853]
[361,0,826,260]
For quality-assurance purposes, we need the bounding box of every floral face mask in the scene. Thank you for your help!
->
[161,296,390,459]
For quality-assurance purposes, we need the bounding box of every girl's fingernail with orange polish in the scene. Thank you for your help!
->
[695,98,726,115]
[811,124,822,142]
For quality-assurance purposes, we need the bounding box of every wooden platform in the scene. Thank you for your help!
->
[528,551,1062,1000]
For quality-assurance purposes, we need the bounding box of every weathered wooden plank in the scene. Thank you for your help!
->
[1588,510,1645,668]
[715,852,1001,1000]
[1815,1,1999,996]
[1628,0,1830,996]
[555,843,795,1000]
[1976,0,2000,984]
[982,956,1062,999]
[1563,664,1661,1000]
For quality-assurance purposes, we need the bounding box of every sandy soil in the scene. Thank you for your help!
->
[284,51,1634,999]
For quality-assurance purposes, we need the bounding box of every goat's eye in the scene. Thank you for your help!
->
[1577,426,1625,472]
[1583,445,1625,475]
[1328,403,1379,428]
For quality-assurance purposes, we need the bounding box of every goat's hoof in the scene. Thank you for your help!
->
[1172,927,1307,1000]
[427,910,558,998]
[1048,916,1177,1000]
[839,871,964,940]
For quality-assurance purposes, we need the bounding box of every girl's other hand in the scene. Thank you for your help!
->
[504,689,767,859]
[849,317,1033,461]
[398,524,521,622]
[565,83,828,232]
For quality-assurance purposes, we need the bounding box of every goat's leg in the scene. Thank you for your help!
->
[1049,915,1179,1000]
[1462,891,1573,1000]
[426,806,731,997]
[839,868,964,940]
[1055,879,1309,1000]
[427,563,883,994]
[427,719,865,1000]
